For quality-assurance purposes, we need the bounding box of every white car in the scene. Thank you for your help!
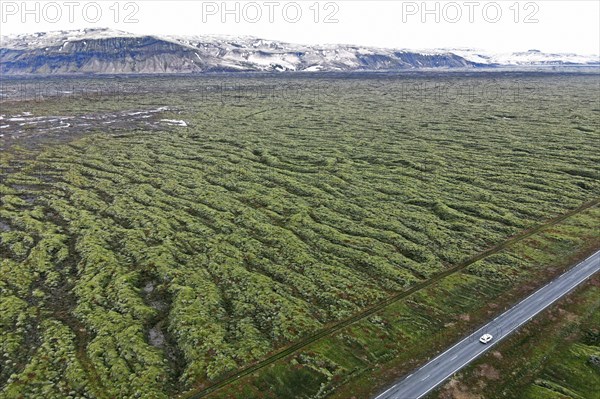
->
[479,333,493,344]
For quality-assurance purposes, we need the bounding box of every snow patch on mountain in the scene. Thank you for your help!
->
[1,28,139,50]
[1,28,598,75]
[451,48,599,66]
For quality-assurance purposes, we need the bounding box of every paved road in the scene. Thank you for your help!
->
[374,250,600,399]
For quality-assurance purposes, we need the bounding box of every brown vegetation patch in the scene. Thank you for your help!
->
[439,378,482,399]
[476,364,500,380]
[557,308,579,323]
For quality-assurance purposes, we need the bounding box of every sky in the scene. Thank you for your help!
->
[0,0,598,54]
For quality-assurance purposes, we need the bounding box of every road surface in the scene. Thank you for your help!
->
[374,250,600,399]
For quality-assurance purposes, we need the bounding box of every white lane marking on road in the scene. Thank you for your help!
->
[514,252,599,305]
[377,251,600,399]
[374,385,395,399]
[406,374,412,379]
[450,355,458,360]
[421,252,599,372]
[496,271,597,345]
[416,348,492,399]
[421,375,430,381]
[410,255,600,399]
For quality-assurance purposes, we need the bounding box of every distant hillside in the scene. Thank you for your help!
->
[1,28,598,75]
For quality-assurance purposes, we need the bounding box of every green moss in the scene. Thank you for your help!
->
[1,73,599,398]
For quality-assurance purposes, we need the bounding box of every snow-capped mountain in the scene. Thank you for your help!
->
[452,48,600,66]
[1,28,598,75]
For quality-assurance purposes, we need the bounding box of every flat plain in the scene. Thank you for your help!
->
[0,72,599,398]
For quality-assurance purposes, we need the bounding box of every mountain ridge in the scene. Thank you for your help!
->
[1,28,598,75]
